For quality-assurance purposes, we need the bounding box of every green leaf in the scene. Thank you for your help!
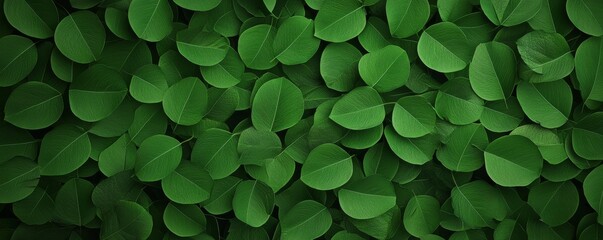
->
[280,200,332,240]
[517,31,574,82]
[237,127,282,165]
[469,41,517,101]
[98,134,136,177]
[232,180,275,227]
[584,165,603,224]
[177,28,229,67]
[4,82,63,130]
[572,112,603,160]
[200,47,244,88]
[385,125,439,165]
[129,64,168,104]
[238,24,278,70]
[480,0,542,26]
[314,0,366,42]
[3,0,58,38]
[69,65,128,122]
[105,7,136,40]
[162,161,213,204]
[320,42,362,92]
[479,97,524,133]
[418,22,472,73]
[435,78,484,125]
[386,0,430,38]
[252,77,304,132]
[528,0,573,35]
[359,45,410,92]
[392,95,436,138]
[100,201,153,240]
[516,80,572,128]
[349,205,402,239]
[404,195,440,237]
[575,37,603,103]
[363,143,401,181]
[203,176,242,215]
[528,181,579,226]
[301,143,353,190]
[510,124,567,164]
[54,11,105,64]
[451,181,507,228]
[0,157,39,203]
[436,124,489,172]
[338,175,396,219]
[358,17,395,52]
[162,77,208,126]
[128,104,168,146]
[38,124,91,176]
[54,178,95,226]
[484,135,543,186]
[273,16,320,65]
[191,128,239,179]
[566,0,603,36]
[0,35,38,87]
[12,187,54,225]
[494,219,527,240]
[128,0,173,42]
[173,0,221,11]
[163,203,206,237]
[330,86,385,130]
[135,135,182,182]
[341,124,383,149]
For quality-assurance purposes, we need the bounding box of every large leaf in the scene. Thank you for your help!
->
[572,112,603,160]
[516,80,572,129]
[100,201,153,240]
[280,200,332,240]
[3,0,59,38]
[69,65,128,122]
[0,35,38,87]
[566,0,603,36]
[38,124,91,176]
[4,82,63,130]
[575,37,603,103]
[451,181,507,228]
[232,180,275,227]
[480,0,542,26]
[404,195,440,237]
[516,31,574,82]
[135,135,182,182]
[329,86,385,130]
[128,0,172,42]
[528,181,579,226]
[54,11,105,63]
[176,28,229,67]
[435,78,484,125]
[338,175,396,219]
[162,161,213,204]
[359,45,410,93]
[392,95,436,138]
[484,135,543,186]
[0,157,39,203]
[252,77,304,132]
[584,165,603,224]
[162,77,208,126]
[418,22,473,73]
[301,143,353,190]
[386,0,430,38]
[163,203,206,237]
[437,124,489,172]
[273,16,320,65]
[469,41,517,101]
[191,128,240,179]
[314,0,366,42]
[54,178,95,226]
[238,24,278,70]
[320,42,362,92]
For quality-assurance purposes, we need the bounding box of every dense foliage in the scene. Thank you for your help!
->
[1,0,603,239]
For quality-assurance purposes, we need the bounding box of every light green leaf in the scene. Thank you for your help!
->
[484,135,543,187]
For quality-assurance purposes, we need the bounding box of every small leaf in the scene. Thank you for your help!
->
[301,143,353,190]
[484,135,543,187]
[418,22,472,73]
[0,157,40,203]
[232,180,275,227]
[330,86,385,130]
[4,82,63,130]
[338,175,396,219]
[38,124,91,176]
[314,0,366,42]
[54,11,105,63]
[281,200,332,240]
[163,203,206,237]
[404,195,440,237]
[392,95,436,138]
[128,0,173,42]
[386,0,430,38]
[162,77,208,126]
[135,135,182,182]
[252,77,304,132]
[469,41,517,101]
[162,161,213,204]
[359,45,410,92]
